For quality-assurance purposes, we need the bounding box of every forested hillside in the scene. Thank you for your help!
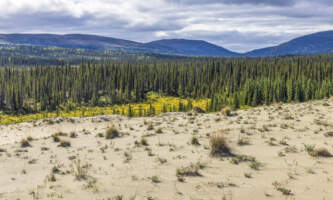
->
[1,54,333,115]
[0,34,239,57]
[0,45,187,66]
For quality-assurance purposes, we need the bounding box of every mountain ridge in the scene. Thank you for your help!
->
[246,31,333,56]
[1,31,333,57]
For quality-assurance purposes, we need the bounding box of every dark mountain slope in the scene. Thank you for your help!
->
[0,34,239,56]
[0,34,141,50]
[246,31,333,56]
[145,39,240,57]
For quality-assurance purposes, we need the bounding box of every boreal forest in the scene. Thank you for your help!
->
[0,48,332,116]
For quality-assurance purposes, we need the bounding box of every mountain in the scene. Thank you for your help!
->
[144,39,240,57]
[0,34,142,50]
[1,31,333,57]
[0,33,239,57]
[245,31,333,57]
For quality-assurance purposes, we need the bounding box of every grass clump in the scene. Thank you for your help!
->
[304,144,315,153]
[209,131,232,157]
[191,136,200,145]
[237,135,250,146]
[249,160,263,170]
[105,127,120,139]
[157,157,167,164]
[284,145,298,153]
[140,137,149,146]
[222,106,232,116]
[72,159,89,181]
[244,172,252,178]
[70,131,78,138]
[151,176,160,183]
[272,181,293,196]
[309,147,332,157]
[155,128,163,134]
[20,139,31,148]
[231,154,256,165]
[58,140,71,148]
[176,164,201,177]
[51,133,61,142]
[324,132,333,137]
[147,123,154,131]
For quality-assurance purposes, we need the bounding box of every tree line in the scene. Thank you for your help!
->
[1,54,333,114]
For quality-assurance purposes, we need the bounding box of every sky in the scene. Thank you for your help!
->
[0,0,333,52]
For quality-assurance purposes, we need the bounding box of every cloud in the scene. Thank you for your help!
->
[169,0,296,6]
[0,0,332,52]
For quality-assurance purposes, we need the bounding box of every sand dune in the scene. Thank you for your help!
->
[1,99,333,200]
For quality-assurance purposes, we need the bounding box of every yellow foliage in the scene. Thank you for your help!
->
[0,93,210,125]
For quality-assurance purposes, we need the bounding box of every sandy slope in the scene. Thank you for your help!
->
[1,99,333,200]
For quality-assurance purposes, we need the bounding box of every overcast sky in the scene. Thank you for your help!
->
[0,0,333,52]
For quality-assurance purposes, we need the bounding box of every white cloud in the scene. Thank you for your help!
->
[0,0,332,52]
[155,31,169,37]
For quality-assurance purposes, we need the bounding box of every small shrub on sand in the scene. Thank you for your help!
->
[231,154,256,165]
[324,132,333,137]
[140,137,149,146]
[222,106,232,116]
[309,148,332,157]
[51,133,61,142]
[70,132,78,138]
[58,140,71,148]
[20,139,31,148]
[72,159,89,181]
[192,106,205,113]
[249,160,263,170]
[155,128,163,134]
[147,123,154,131]
[304,144,315,153]
[272,181,293,196]
[191,136,200,145]
[176,164,201,177]
[151,176,160,183]
[244,172,252,178]
[210,131,232,156]
[237,135,250,146]
[157,157,167,164]
[105,127,120,139]
[48,174,56,182]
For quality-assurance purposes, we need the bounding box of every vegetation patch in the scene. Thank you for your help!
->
[210,131,232,157]
[309,148,332,157]
[176,164,201,177]
[105,127,120,139]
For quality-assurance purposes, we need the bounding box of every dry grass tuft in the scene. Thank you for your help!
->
[58,140,71,148]
[222,106,232,116]
[309,148,332,157]
[20,139,31,148]
[191,136,200,145]
[176,164,201,177]
[105,126,120,139]
[70,131,78,138]
[209,131,232,157]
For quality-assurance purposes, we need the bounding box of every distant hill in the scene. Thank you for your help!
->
[1,31,333,57]
[0,34,142,50]
[145,39,240,57]
[245,31,333,56]
[0,34,239,57]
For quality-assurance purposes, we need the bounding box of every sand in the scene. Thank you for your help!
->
[0,99,333,200]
